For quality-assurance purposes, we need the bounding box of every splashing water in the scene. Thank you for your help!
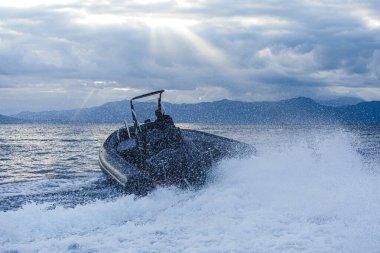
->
[1,125,380,253]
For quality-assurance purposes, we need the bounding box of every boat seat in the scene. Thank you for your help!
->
[144,126,183,153]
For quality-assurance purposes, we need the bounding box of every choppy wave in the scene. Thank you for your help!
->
[1,129,380,252]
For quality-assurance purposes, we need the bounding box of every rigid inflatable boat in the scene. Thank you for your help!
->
[99,90,254,193]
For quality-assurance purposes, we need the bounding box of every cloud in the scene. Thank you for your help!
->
[0,0,379,113]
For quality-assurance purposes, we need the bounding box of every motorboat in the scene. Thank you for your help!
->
[99,90,254,193]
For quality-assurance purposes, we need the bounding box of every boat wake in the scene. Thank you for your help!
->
[1,130,380,252]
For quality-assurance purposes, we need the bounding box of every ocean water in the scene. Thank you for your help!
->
[0,123,380,252]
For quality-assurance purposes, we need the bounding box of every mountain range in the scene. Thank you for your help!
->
[1,97,379,125]
[0,114,24,124]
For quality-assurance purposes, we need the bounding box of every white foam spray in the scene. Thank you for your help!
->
[1,130,380,253]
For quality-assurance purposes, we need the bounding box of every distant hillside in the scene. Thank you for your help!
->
[10,97,380,125]
[164,97,339,124]
[13,100,131,124]
[337,101,380,125]
[318,97,365,107]
[0,114,24,124]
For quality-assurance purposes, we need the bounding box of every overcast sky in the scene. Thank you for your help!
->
[0,0,379,114]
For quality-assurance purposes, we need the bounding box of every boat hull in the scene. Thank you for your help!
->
[99,128,254,193]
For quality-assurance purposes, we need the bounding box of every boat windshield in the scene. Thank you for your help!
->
[130,90,165,128]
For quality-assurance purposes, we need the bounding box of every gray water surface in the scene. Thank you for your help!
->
[1,123,380,252]
[1,123,379,211]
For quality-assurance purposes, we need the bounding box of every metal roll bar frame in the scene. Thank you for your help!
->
[130,89,165,132]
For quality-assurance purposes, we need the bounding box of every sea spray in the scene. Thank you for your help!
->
[1,128,380,253]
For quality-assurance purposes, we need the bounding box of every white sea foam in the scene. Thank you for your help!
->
[0,175,100,198]
[1,130,380,253]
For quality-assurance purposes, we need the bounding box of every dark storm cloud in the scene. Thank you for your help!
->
[0,0,379,114]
